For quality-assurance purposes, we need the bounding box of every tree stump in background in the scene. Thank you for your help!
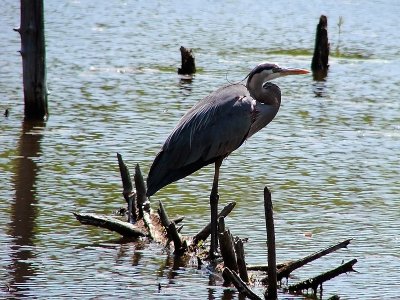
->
[178,46,196,75]
[15,0,48,120]
[311,15,329,80]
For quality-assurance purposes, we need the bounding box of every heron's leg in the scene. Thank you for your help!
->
[210,158,222,259]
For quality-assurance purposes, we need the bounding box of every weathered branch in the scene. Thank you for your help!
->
[158,200,186,255]
[117,153,136,222]
[276,239,352,281]
[264,186,277,299]
[222,268,262,300]
[192,201,236,245]
[134,163,148,217]
[73,212,146,238]
[234,237,249,283]
[142,209,156,240]
[288,259,357,293]
[218,218,238,275]
[247,261,293,272]
[158,200,171,228]
[173,216,184,225]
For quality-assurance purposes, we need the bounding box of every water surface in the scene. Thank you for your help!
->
[1,1,399,299]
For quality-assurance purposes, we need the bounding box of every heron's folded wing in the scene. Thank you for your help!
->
[164,89,254,168]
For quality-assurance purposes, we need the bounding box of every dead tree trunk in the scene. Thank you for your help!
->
[177,46,196,75]
[311,15,329,80]
[15,0,48,120]
[264,187,277,299]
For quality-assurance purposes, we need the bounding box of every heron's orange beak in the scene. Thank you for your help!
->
[279,68,310,76]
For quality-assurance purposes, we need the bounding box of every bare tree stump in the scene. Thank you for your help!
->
[15,0,48,120]
[177,46,196,75]
[264,186,277,299]
[311,15,329,80]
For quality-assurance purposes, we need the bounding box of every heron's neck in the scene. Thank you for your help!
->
[246,79,282,139]
[247,78,281,108]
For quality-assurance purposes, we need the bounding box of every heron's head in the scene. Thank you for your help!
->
[246,62,309,88]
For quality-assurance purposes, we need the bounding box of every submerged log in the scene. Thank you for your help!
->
[177,46,196,75]
[311,15,329,80]
[288,259,357,293]
[73,212,146,238]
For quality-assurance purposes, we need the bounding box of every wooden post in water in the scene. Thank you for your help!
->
[178,46,196,75]
[15,0,48,120]
[311,15,329,80]
[264,186,277,299]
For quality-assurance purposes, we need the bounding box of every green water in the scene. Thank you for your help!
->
[1,1,399,299]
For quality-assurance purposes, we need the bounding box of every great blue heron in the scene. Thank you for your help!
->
[146,62,309,257]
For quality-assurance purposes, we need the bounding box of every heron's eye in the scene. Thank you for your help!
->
[272,67,281,73]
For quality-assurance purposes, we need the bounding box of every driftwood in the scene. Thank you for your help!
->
[117,153,136,222]
[192,201,236,245]
[275,238,352,281]
[158,200,187,255]
[74,154,236,255]
[234,237,249,283]
[247,261,293,272]
[288,259,357,293]
[178,46,196,75]
[73,155,357,299]
[73,212,146,238]
[223,268,261,300]
[219,217,239,276]
[134,163,148,217]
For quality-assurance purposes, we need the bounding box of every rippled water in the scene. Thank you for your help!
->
[1,0,400,299]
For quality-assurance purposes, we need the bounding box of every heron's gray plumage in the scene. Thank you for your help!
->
[146,62,308,257]
[146,78,281,197]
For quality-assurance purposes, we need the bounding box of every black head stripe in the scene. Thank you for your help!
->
[247,63,279,82]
